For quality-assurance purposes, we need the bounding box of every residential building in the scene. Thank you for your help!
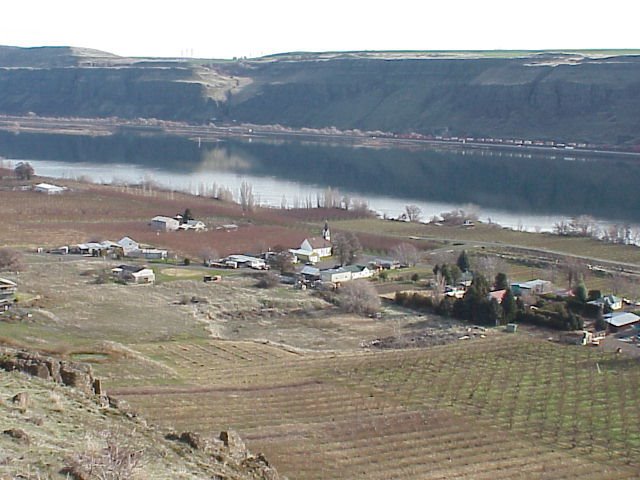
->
[588,295,623,311]
[320,267,352,284]
[511,279,553,296]
[343,265,373,280]
[117,237,140,255]
[150,215,180,232]
[111,265,155,284]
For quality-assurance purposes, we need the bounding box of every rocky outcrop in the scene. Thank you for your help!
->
[0,347,98,395]
[167,430,282,480]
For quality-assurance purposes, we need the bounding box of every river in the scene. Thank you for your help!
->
[1,129,639,232]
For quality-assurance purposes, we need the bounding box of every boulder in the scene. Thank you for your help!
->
[10,391,29,410]
[219,429,248,460]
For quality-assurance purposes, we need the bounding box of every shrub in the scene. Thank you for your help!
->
[0,248,24,272]
[338,281,381,316]
[256,272,280,289]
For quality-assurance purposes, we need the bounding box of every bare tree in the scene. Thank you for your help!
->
[239,181,255,212]
[404,204,422,222]
[0,248,24,272]
[474,255,507,281]
[216,185,234,203]
[391,243,420,267]
[564,257,586,289]
[338,281,381,316]
[199,248,219,266]
[569,215,598,238]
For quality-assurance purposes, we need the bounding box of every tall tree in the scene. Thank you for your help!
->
[457,250,470,272]
[574,281,588,303]
[391,242,419,267]
[502,289,517,323]
[404,204,422,222]
[494,272,509,290]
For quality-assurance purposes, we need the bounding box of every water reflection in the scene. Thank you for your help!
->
[1,130,639,230]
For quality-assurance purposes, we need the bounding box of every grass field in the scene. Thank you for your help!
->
[334,219,640,266]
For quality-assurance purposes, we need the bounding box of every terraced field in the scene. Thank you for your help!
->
[111,336,640,479]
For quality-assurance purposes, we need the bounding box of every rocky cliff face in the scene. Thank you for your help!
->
[1,46,640,144]
[223,55,640,144]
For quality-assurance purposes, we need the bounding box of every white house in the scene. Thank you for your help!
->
[111,265,155,284]
[300,238,332,258]
[343,265,373,280]
[34,183,66,194]
[117,237,140,255]
[588,295,623,311]
[151,216,180,232]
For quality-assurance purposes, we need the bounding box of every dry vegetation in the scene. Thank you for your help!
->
[3,178,640,479]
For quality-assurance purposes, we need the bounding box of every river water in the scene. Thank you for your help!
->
[1,130,639,232]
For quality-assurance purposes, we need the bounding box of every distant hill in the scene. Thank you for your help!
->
[1,46,640,145]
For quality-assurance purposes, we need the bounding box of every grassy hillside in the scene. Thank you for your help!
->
[0,368,279,479]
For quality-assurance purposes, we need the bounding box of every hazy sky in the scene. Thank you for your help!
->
[3,1,639,59]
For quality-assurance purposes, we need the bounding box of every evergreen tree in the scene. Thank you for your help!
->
[574,282,588,303]
[494,272,509,290]
[502,289,517,323]
[457,250,471,272]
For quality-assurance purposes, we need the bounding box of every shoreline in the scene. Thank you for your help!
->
[1,114,640,160]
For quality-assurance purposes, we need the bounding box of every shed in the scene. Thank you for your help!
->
[34,183,66,194]
[0,278,17,306]
[604,312,640,330]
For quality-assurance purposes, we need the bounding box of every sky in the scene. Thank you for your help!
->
[2,0,639,59]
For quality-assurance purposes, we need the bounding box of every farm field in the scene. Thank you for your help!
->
[334,218,640,267]
[109,336,640,479]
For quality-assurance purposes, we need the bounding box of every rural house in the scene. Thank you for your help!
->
[588,294,623,311]
[0,278,17,306]
[488,289,507,304]
[300,238,332,258]
[111,265,155,284]
[117,236,140,255]
[151,215,180,232]
[34,182,66,194]
[320,267,352,284]
[128,248,168,260]
[343,264,373,280]
[511,279,553,296]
